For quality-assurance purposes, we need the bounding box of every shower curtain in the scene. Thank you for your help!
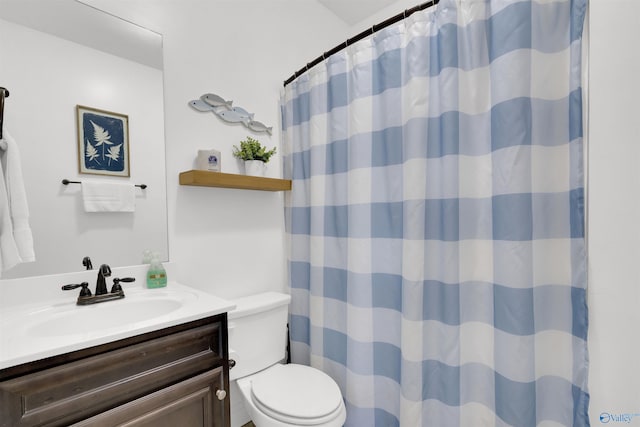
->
[281,0,588,425]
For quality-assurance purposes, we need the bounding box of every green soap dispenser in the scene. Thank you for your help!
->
[146,253,167,288]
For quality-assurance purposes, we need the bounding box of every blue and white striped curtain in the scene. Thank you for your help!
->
[281,0,588,425]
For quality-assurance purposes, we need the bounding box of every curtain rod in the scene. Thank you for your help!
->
[283,0,440,87]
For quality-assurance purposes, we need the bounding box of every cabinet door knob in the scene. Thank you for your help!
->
[216,389,227,400]
[229,359,236,369]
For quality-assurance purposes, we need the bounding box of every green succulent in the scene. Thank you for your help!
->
[232,136,277,163]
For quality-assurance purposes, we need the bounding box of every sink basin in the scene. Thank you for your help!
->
[27,298,184,337]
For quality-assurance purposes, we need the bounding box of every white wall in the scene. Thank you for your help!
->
[587,0,640,424]
[153,1,350,300]
[0,19,167,279]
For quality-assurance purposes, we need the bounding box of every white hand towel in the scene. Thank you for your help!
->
[1,130,35,264]
[0,157,21,275]
[82,181,135,212]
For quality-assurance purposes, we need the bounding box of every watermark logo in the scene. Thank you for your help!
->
[600,412,640,424]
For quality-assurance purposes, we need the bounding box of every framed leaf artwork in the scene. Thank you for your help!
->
[76,105,130,177]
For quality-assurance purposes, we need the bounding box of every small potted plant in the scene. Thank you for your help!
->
[232,136,277,177]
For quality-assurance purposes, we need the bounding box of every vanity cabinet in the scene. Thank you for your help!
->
[0,314,230,427]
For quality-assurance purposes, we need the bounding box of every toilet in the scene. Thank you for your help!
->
[228,292,346,427]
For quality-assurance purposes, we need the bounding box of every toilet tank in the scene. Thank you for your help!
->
[227,292,291,380]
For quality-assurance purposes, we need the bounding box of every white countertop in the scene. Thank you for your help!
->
[0,266,234,371]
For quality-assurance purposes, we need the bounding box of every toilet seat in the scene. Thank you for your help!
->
[249,364,344,425]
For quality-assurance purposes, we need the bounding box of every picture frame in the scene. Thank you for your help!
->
[77,105,130,177]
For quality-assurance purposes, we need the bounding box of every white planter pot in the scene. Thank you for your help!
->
[244,160,266,177]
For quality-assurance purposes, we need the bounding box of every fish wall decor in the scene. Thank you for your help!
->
[247,120,273,135]
[188,92,273,135]
[201,93,233,108]
[189,99,216,112]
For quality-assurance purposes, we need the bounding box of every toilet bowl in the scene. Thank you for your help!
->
[228,292,346,427]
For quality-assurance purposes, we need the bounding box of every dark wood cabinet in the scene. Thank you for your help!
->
[0,314,230,427]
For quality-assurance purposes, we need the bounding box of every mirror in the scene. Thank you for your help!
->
[0,0,168,279]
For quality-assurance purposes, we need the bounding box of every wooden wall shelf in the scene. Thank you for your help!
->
[179,170,292,191]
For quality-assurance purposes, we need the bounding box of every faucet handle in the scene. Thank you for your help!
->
[111,277,135,293]
[62,282,92,297]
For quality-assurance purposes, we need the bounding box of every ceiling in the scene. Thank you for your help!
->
[317,0,401,25]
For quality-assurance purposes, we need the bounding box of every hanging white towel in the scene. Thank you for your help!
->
[0,157,21,275]
[0,130,35,272]
[82,181,135,212]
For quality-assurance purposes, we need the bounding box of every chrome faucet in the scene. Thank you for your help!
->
[95,264,112,295]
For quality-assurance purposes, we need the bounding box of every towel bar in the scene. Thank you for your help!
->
[62,179,147,189]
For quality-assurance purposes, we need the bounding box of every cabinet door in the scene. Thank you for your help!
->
[72,367,228,427]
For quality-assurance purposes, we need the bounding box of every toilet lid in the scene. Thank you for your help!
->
[250,364,343,425]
